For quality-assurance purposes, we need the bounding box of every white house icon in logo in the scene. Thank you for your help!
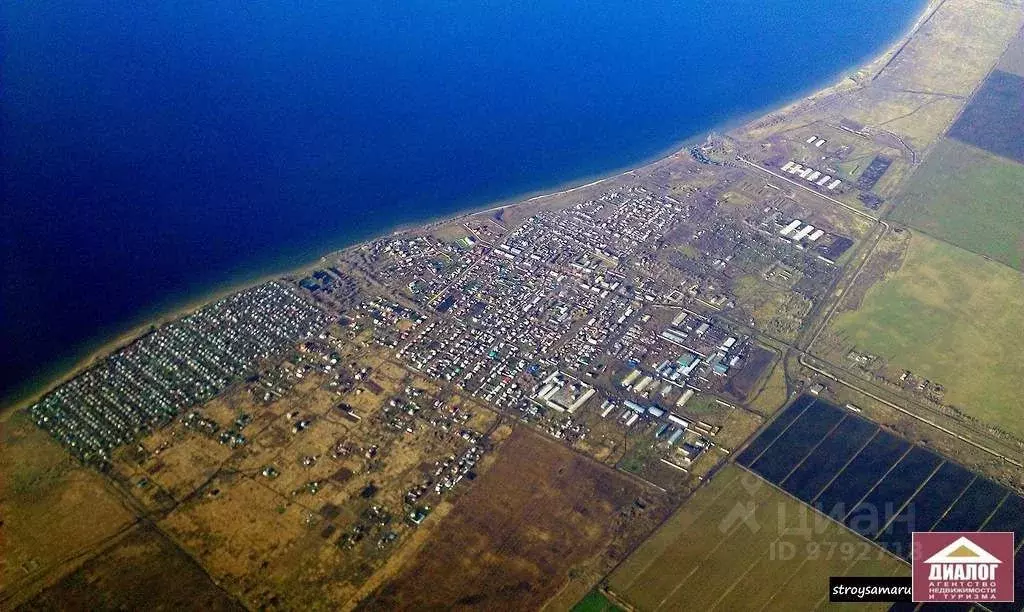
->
[925,536,1002,581]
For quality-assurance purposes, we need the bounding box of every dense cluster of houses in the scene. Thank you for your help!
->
[28,282,329,464]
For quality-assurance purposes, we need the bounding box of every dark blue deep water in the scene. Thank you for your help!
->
[2,0,925,401]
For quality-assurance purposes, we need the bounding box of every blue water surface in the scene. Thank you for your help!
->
[1,0,925,400]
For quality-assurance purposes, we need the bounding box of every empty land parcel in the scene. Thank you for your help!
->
[890,61,1024,270]
[0,411,137,608]
[19,525,243,611]
[606,462,904,612]
[1000,26,1024,78]
[830,231,1024,437]
[891,137,1024,270]
[947,69,1024,166]
[361,427,669,612]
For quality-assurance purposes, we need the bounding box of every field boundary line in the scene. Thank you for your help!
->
[809,552,884,611]
[808,428,881,505]
[614,467,743,592]
[872,459,945,539]
[772,410,849,487]
[756,555,814,612]
[976,489,1013,533]
[734,464,910,567]
[705,523,806,612]
[736,400,813,469]
[837,442,914,524]
[650,498,765,612]
[929,473,980,531]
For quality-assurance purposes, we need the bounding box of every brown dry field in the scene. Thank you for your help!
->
[105,349,509,610]
[359,426,670,611]
[0,411,137,608]
[18,524,243,612]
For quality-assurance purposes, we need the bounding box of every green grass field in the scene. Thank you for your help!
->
[571,589,624,612]
[832,232,1024,436]
[891,137,1024,270]
[607,464,903,612]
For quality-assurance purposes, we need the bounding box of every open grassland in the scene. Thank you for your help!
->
[607,464,905,612]
[743,0,1024,153]
[745,355,789,416]
[831,232,1024,437]
[360,427,668,612]
[891,137,1024,270]
[863,0,1020,98]
[731,275,812,343]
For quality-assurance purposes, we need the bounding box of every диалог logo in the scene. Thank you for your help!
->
[913,532,1015,603]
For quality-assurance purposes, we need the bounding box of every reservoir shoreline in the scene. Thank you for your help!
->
[1,0,937,414]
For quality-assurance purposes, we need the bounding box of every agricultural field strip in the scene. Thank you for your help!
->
[609,462,903,612]
[757,554,822,612]
[739,398,1024,551]
[646,488,797,612]
[702,522,888,612]
[736,461,909,560]
[613,466,744,593]
[946,69,1024,165]
[661,504,797,612]
[812,435,913,517]
[889,137,1024,270]
[736,396,1024,610]
[798,355,1023,467]
[890,25,1024,262]
[762,553,902,612]
[737,466,1020,612]
[784,416,880,505]
[748,400,847,484]
[869,459,945,539]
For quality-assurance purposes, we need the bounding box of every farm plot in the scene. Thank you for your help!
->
[0,411,137,607]
[890,137,1024,270]
[607,462,904,612]
[947,70,1024,164]
[830,232,1024,435]
[19,525,243,611]
[738,397,1024,612]
[998,30,1024,78]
